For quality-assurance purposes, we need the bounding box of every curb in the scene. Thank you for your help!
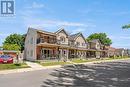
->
[0,58,129,75]
[70,58,130,65]
[0,68,43,75]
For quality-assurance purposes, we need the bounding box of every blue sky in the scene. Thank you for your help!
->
[0,0,130,48]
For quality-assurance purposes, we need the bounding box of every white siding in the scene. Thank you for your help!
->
[24,28,37,61]
[75,35,86,48]
[56,31,68,45]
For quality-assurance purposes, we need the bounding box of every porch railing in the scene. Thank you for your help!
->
[37,38,57,44]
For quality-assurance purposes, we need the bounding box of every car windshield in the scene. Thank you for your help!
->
[0,55,11,59]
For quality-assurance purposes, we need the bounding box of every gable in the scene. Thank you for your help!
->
[55,29,68,36]
[75,33,86,43]
[89,39,101,45]
[75,34,86,43]
[96,39,101,45]
[58,31,68,38]
[56,29,69,43]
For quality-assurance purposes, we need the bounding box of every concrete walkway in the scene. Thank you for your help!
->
[0,61,61,75]
[26,61,43,69]
[0,58,130,75]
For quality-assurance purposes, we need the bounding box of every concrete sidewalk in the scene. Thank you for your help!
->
[26,61,43,69]
[0,61,62,75]
[0,58,130,75]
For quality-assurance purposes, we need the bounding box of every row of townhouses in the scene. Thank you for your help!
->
[24,28,108,61]
[24,28,128,61]
[107,47,130,57]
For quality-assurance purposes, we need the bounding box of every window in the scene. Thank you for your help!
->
[60,36,65,42]
[30,37,33,44]
[27,50,29,55]
[96,43,100,49]
[76,42,80,46]
[86,44,88,49]
[30,50,33,57]
[64,50,66,54]
[82,43,85,46]
[28,40,29,44]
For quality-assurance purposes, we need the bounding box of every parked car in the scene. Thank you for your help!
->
[0,55,13,64]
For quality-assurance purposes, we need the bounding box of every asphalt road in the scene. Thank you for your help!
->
[1,59,130,87]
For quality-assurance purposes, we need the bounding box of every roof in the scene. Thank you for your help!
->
[108,46,117,51]
[29,27,56,36]
[69,32,81,41]
[55,28,68,36]
[89,39,100,43]
[116,48,125,52]
[68,32,87,43]
[28,27,87,42]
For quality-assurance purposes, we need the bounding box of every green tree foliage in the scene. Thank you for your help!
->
[122,24,130,29]
[3,34,25,51]
[3,43,21,51]
[87,33,112,46]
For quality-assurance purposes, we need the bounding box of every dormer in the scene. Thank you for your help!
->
[55,29,68,45]
[69,32,87,48]
[89,39,101,50]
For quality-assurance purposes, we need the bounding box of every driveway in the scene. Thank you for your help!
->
[0,59,130,87]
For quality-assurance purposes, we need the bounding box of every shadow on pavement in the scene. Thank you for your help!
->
[42,62,130,87]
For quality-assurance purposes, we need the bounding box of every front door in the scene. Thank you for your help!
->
[41,48,51,59]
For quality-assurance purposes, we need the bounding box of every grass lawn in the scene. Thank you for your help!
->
[37,57,130,66]
[71,57,130,63]
[0,63,30,70]
[71,58,100,63]
[40,61,72,66]
[71,59,88,63]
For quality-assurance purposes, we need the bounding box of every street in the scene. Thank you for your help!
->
[1,59,130,87]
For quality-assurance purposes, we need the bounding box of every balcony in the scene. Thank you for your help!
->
[68,43,77,47]
[57,40,68,45]
[90,46,96,50]
[37,38,57,44]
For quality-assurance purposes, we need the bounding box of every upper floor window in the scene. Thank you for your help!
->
[82,43,86,46]
[96,44,100,49]
[64,50,66,54]
[60,36,65,42]
[30,50,33,57]
[76,42,80,46]
[28,50,29,55]
[86,44,88,49]
[30,37,33,44]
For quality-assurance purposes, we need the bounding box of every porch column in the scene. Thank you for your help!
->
[56,47,59,59]
[66,49,69,61]
[107,51,109,57]
[60,49,63,60]
[76,50,78,58]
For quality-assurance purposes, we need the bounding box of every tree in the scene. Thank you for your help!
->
[3,43,21,51]
[87,33,112,46]
[3,34,25,51]
[122,24,130,29]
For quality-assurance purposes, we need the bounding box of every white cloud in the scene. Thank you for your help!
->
[19,2,96,31]
[55,21,86,27]
[26,2,44,9]
[96,10,130,16]
[0,33,9,37]
[71,28,86,34]
[109,35,130,40]
[22,15,96,29]
[119,36,130,39]
[79,8,130,16]
[109,35,130,49]
[112,43,130,49]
